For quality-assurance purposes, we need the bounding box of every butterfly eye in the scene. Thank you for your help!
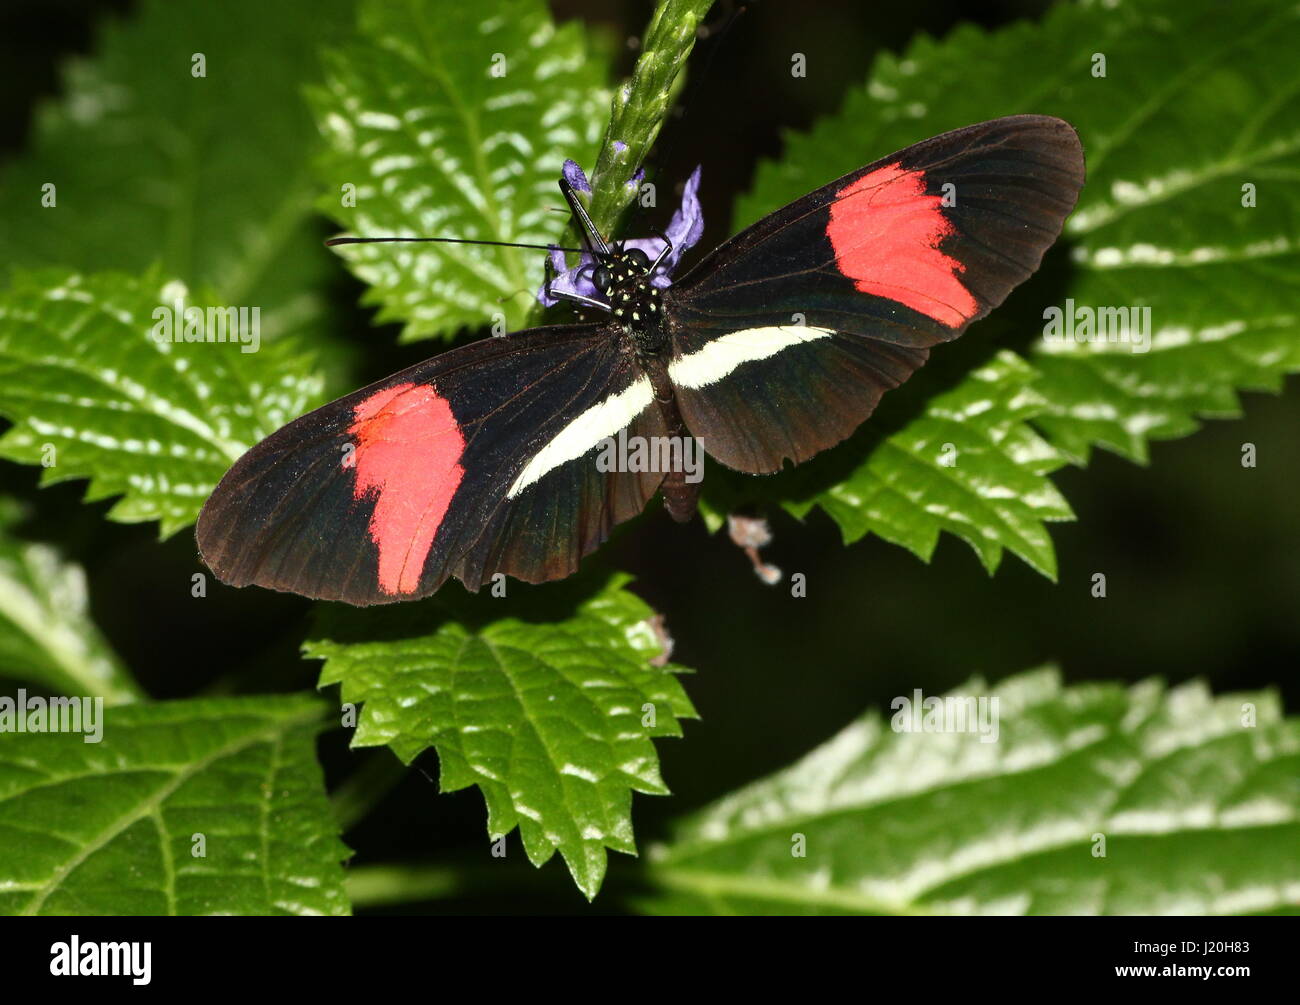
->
[624,248,651,271]
[592,265,613,291]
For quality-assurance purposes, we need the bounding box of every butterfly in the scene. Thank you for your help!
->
[196,115,1085,605]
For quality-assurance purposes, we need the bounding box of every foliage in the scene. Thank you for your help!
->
[0,0,1294,911]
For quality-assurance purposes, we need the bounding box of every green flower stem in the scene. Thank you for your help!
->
[585,0,716,238]
[329,749,410,832]
[345,857,591,908]
[345,864,462,907]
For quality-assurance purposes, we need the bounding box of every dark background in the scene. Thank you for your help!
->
[2,0,1297,913]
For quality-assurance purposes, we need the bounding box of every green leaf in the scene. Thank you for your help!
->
[0,498,141,704]
[1036,0,1300,463]
[0,693,350,916]
[0,269,325,537]
[305,575,697,900]
[784,352,1072,578]
[0,0,353,336]
[643,668,1300,915]
[733,0,1300,576]
[585,0,715,237]
[309,0,612,342]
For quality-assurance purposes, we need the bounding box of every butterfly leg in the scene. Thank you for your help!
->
[647,228,674,275]
[558,177,611,257]
[543,255,612,313]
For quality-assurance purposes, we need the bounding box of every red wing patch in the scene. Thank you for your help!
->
[827,162,979,328]
[345,382,465,596]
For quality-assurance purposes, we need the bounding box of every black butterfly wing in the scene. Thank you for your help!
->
[196,323,668,605]
[664,115,1086,473]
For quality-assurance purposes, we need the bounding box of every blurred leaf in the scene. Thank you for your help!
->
[309,0,611,342]
[735,0,1300,576]
[0,269,325,537]
[305,575,697,900]
[0,693,350,916]
[0,0,353,341]
[0,498,140,704]
[643,668,1300,915]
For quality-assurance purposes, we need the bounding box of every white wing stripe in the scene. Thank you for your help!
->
[668,325,835,389]
[507,376,656,497]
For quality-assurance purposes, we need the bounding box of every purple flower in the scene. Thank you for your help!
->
[561,159,591,194]
[537,164,704,307]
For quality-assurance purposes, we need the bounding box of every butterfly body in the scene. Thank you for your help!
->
[593,247,670,350]
[197,115,1085,605]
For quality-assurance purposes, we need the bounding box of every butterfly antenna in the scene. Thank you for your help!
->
[325,235,587,253]
[558,177,611,258]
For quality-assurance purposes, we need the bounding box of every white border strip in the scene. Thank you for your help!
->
[667,325,835,389]
[508,376,656,497]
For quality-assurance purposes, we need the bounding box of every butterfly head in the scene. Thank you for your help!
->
[596,247,665,351]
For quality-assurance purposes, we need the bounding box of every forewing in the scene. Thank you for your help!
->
[665,115,1085,473]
